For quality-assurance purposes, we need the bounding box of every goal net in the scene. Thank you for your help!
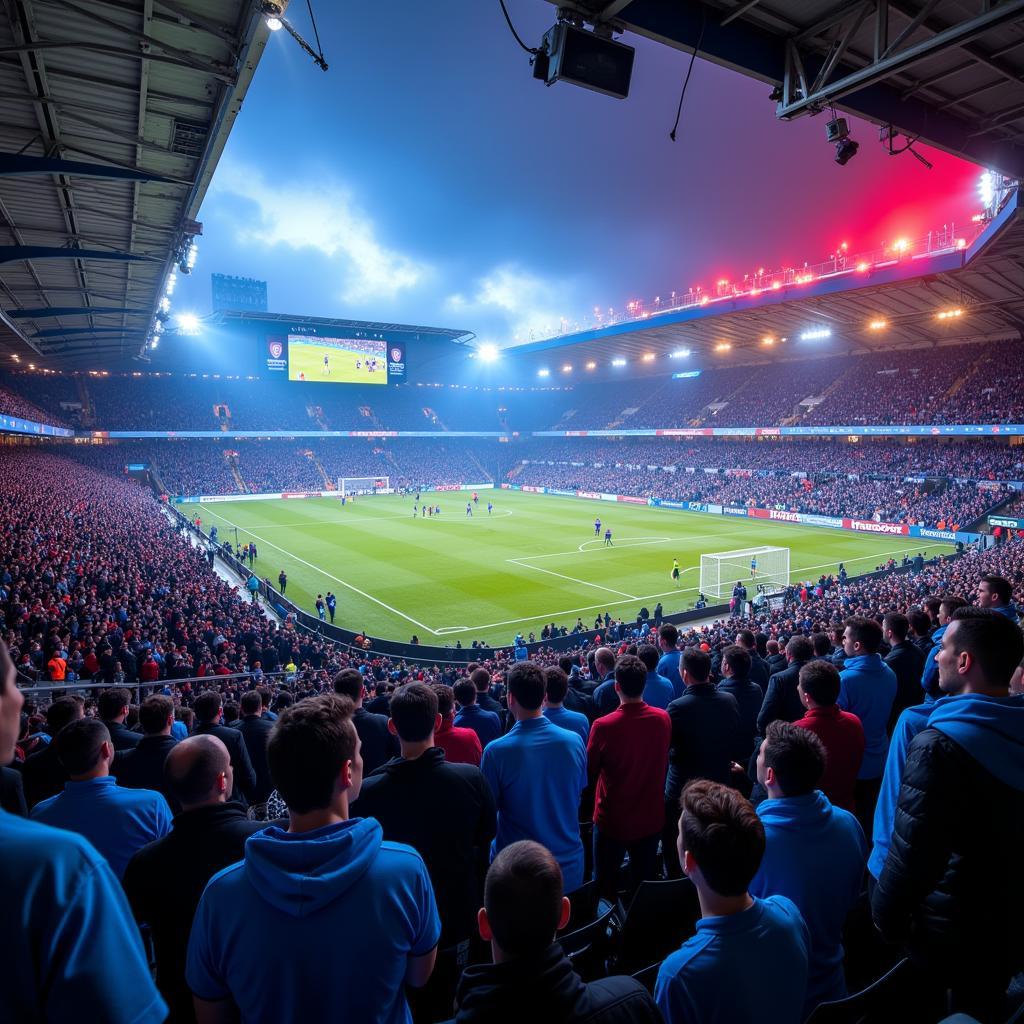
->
[338,476,390,497]
[699,546,790,600]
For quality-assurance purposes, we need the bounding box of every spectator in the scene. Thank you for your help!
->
[587,653,671,900]
[590,647,620,717]
[193,690,257,806]
[481,661,588,893]
[0,762,26,815]
[0,638,168,1022]
[882,612,926,731]
[186,693,441,1022]
[657,624,683,699]
[765,639,787,676]
[543,667,590,744]
[454,841,661,1023]
[333,667,399,774]
[636,643,674,709]
[113,694,180,812]
[663,648,740,878]
[757,636,814,736]
[20,695,83,808]
[235,689,276,815]
[837,617,897,834]
[472,667,504,716]
[31,718,172,879]
[434,684,484,766]
[920,595,968,696]
[872,608,1024,1021]
[793,661,865,813]
[98,687,141,750]
[124,735,263,1023]
[717,645,763,765]
[735,630,769,691]
[454,679,502,748]
[655,780,810,1024]
[976,573,1019,622]
[353,682,496,952]
[751,722,866,1016]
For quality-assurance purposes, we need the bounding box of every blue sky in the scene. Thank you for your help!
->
[177,1,981,347]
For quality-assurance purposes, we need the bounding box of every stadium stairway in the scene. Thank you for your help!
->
[226,452,248,493]
[307,450,333,489]
[942,358,982,405]
[75,376,95,427]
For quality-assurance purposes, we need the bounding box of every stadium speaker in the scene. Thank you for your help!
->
[539,22,634,100]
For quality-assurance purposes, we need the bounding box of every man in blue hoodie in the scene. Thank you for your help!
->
[186,693,441,1024]
[919,595,968,698]
[976,573,1019,622]
[872,608,1024,1022]
[750,721,866,1017]
[837,616,896,834]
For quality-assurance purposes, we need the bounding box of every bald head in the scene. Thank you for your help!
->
[164,734,232,810]
[594,647,616,676]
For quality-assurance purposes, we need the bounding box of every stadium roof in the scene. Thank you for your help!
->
[543,0,1024,178]
[0,0,272,365]
[508,189,1024,365]
[215,310,477,343]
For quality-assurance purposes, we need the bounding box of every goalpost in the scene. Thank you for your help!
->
[699,545,790,600]
[337,476,390,497]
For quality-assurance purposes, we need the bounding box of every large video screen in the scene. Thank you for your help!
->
[287,335,388,384]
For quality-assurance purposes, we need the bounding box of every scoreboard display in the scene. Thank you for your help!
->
[262,333,406,384]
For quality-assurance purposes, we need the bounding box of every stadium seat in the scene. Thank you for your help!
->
[630,961,662,995]
[609,877,701,975]
[804,957,912,1024]
[559,902,617,982]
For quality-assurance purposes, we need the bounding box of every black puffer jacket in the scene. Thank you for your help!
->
[871,725,1024,973]
[454,943,662,1024]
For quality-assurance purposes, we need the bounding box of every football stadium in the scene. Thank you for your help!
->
[2,2,1023,1024]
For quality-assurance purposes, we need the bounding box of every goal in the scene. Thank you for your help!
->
[699,546,790,600]
[338,476,390,497]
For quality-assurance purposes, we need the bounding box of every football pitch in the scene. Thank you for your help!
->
[197,491,953,647]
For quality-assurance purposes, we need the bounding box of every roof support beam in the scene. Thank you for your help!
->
[0,245,156,264]
[9,306,150,318]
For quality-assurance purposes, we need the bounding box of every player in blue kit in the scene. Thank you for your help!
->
[751,555,758,578]
[466,502,473,517]
[594,517,601,536]
[604,528,613,546]
[487,502,493,515]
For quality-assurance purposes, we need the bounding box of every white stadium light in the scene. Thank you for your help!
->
[670,349,691,358]
[611,357,627,367]
[800,327,832,341]
[978,170,995,209]
[477,343,499,363]
[176,312,201,334]
[537,368,550,378]
[266,15,283,30]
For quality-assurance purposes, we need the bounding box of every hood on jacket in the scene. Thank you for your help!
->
[244,816,382,918]
[757,790,838,834]
[927,693,1024,791]
[455,942,585,1023]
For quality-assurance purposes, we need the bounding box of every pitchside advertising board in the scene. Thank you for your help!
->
[262,332,406,384]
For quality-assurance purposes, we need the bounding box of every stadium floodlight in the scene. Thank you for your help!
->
[611,357,627,367]
[800,327,831,341]
[477,342,499,363]
[585,360,597,370]
[642,353,655,362]
[261,1,328,70]
[537,368,550,377]
[562,363,572,373]
[936,308,964,320]
[978,170,996,209]
[175,312,201,334]
[266,14,283,30]
[715,342,731,352]
[761,335,775,346]
[670,348,691,358]
[868,319,887,331]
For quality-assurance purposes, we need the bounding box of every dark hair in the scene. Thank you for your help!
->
[223,703,239,725]
[507,661,546,711]
[923,596,942,620]
[798,660,840,706]
[434,684,455,718]
[659,623,679,648]
[139,694,174,734]
[256,685,273,708]
[98,687,131,721]
[614,654,647,699]
[544,666,569,705]
[679,780,765,897]
[883,612,910,642]
[194,691,223,723]
[45,695,84,734]
[166,735,230,806]
[268,694,358,814]
[763,721,826,797]
[453,680,477,707]
[240,690,262,716]
[389,683,437,743]
[786,635,815,662]
[484,840,563,958]
[55,718,110,775]
[721,645,751,678]
[844,616,883,654]
[948,607,1024,687]
[736,630,756,650]
[681,647,711,684]
[332,668,365,702]
[636,644,659,672]
[470,667,491,692]
[908,609,932,639]
[811,632,832,658]
[939,595,968,619]
[980,575,1013,605]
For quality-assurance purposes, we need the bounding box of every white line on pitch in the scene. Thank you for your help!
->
[198,506,438,635]
[506,558,639,601]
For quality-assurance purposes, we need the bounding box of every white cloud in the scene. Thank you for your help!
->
[446,263,574,342]
[210,161,429,304]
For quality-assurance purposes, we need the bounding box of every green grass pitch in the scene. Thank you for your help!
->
[197,490,953,647]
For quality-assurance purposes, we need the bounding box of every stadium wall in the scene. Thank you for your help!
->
[175,483,494,503]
